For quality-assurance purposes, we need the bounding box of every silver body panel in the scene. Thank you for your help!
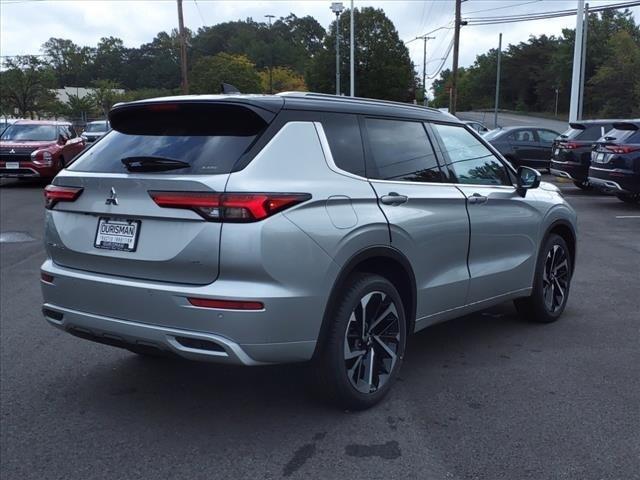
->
[42,112,577,365]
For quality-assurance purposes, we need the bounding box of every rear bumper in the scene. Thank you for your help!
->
[588,167,640,194]
[1,161,58,178]
[40,259,322,365]
[550,160,588,182]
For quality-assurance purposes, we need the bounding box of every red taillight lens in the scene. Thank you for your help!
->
[559,142,580,150]
[187,297,264,310]
[148,191,310,222]
[604,145,640,154]
[40,272,54,283]
[44,185,83,209]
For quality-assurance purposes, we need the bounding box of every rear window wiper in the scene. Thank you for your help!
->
[121,156,190,172]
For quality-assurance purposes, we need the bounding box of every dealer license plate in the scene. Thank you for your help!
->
[94,217,140,252]
[6,162,19,169]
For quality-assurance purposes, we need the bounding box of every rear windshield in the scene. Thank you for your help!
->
[84,122,108,133]
[601,128,640,144]
[1,124,57,141]
[562,124,612,141]
[68,103,268,175]
[68,130,258,174]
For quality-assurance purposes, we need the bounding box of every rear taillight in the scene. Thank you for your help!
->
[148,191,310,222]
[604,145,640,154]
[44,185,83,209]
[187,297,264,310]
[558,142,580,150]
[40,272,54,283]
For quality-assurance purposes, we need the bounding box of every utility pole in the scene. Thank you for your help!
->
[265,14,275,94]
[555,87,560,117]
[331,3,345,95]
[569,0,585,122]
[578,3,589,120]
[494,33,502,129]
[177,0,189,94]
[350,0,355,97]
[450,0,464,115]
[417,35,435,106]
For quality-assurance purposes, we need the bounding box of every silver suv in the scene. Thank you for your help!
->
[41,93,577,409]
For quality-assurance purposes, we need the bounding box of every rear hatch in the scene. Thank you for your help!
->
[46,100,278,284]
[553,122,613,164]
[591,122,640,172]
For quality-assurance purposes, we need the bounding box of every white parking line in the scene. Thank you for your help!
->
[615,216,640,219]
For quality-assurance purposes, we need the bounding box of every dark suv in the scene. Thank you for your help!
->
[588,120,640,204]
[549,120,616,189]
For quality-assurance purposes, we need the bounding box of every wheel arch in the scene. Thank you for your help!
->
[314,246,417,358]
[544,219,577,274]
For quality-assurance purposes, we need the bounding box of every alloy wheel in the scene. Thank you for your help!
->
[542,244,570,313]
[343,291,401,394]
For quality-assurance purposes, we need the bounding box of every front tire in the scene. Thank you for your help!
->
[616,193,640,204]
[573,180,592,190]
[515,234,572,323]
[315,273,407,410]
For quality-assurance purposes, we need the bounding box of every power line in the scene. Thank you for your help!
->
[463,0,542,15]
[465,0,640,25]
[193,0,206,27]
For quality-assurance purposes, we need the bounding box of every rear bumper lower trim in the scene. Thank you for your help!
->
[42,303,266,365]
[549,168,575,181]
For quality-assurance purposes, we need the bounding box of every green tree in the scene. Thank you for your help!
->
[307,7,416,101]
[61,93,96,121]
[90,79,123,118]
[588,30,640,116]
[259,66,307,93]
[0,56,57,118]
[42,37,93,87]
[190,53,261,94]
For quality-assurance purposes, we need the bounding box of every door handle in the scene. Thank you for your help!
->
[468,193,488,205]
[380,192,408,206]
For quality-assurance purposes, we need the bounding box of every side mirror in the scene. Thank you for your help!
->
[516,166,541,196]
[57,134,68,145]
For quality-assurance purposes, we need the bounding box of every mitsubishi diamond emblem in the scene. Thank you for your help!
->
[105,187,118,206]
[9,149,15,154]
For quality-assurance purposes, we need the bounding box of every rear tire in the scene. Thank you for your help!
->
[573,180,592,190]
[514,234,572,323]
[314,273,407,410]
[615,193,640,204]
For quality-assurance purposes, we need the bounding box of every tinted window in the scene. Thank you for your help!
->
[69,104,267,175]
[364,118,442,182]
[323,114,365,177]
[602,128,640,143]
[563,124,612,141]
[432,123,511,186]
[537,129,559,142]
[1,124,57,141]
[68,130,258,175]
[68,126,78,138]
[508,129,535,142]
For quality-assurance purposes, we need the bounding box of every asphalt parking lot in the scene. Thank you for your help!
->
[1,177,638,480]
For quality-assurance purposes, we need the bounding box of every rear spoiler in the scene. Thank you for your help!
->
[612,122,639,131]
[569,123,586,130]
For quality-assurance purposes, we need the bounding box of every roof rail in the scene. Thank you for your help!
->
[277,91,440,113]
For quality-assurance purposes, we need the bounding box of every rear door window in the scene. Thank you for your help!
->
[322,114,365,177]
[431,123,511,186]
[364,118,443,183]
[68,103,269,175]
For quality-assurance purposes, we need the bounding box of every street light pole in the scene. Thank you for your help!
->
[350,0,354,97]
[578,3,589,120]
[265,15,275,94]
[569,0,585,122]
[177,0,189,94]
[416,35,434,106]
[494,33,502,129]
[331,2,345,96]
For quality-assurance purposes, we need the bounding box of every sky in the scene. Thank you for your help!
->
[1,0,638,94]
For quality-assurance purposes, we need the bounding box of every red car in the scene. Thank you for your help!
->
[0,120,85,179]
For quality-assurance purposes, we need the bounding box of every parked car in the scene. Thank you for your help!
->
[81,120,109,143]
[40,93,577,409]
[484,126,561,170]
[0,120,85,179]
[588,120,640,204]
[464,120,489,134]
[549,120,616,189]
